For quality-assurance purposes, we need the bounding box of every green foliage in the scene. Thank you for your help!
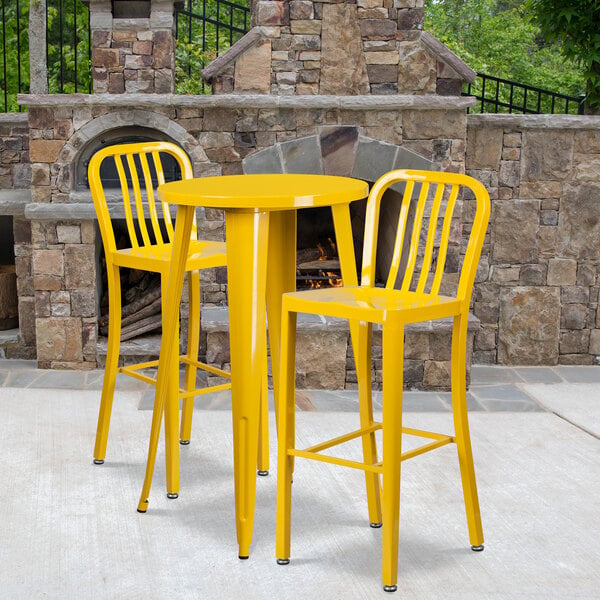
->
[46,0,91,94]
[0,0,30,111]
[175,0,249,94]
[524,0,600,111]
[425,0,587,113]
[0,0,91,112]
[175,43,217,95]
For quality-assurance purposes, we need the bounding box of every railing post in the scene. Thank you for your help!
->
[480,74,486,113]
[29,0,49,94]
[578,94,586,115]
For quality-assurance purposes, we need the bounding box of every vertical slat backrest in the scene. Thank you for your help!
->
[151,150,174,240]
[125,152,153,247]
[88,141,195,255]
[139,151,165,245]
[360,170,490,305]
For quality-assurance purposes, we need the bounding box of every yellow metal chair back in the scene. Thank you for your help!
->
[361,169,488,298]
[276,169,490,592]
[90,141,196,258]
[88,142,270,502]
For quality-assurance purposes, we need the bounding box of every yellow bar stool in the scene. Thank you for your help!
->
[275,169,491,592]
[88,141,270,498]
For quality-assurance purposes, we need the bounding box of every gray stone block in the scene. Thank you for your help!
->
[394,146,433,170]
[242,146,283,174]
[280,136,323,174]
[352,137,398,181]
[499,286,560,365]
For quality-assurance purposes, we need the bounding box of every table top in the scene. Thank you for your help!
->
[158,173,369,210]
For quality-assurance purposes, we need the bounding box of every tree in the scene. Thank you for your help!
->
[0,0,29,111]
[525,0,600,112]
[425,0,586,107]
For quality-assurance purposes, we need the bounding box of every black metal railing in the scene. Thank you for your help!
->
[464,73,585,115]
[175,0,250,93]
[1,0,28,112]
[46,0,91,94]
[0,0,91,113]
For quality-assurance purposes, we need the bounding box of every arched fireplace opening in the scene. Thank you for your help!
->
[76,126,181,191]
[243,130,432,290]
[78,129,188,343]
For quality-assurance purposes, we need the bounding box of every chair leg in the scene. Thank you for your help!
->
[162,274,181,499]
[451,314,484,549]
[137,204,194,513]
[180,270,201,445]
[257,341,270,475]
[93,263,121,464]
[354,320,382,526]
[381,321,405,593]
[276,308,297,565]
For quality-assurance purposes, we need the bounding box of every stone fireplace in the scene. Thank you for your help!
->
[12,0,482,387]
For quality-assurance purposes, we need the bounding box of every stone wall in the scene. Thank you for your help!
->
[0,114,32,359]
[0,114,29,190]
[17,93,471,370]
[200,308,478,391]
[89,0,176,94]
[6,100,600,373]
[466,114,600,365]
[204,1,474,96]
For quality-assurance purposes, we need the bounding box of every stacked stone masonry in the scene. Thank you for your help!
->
[1,0,599,384]
[8,111,600,374]
[16,94,471,377]
[208,0,470,96]
[466,115,600,366]
[0,115,29,190]
[92,29,174,94]
[194,309,477,392]
[90,0,175,94]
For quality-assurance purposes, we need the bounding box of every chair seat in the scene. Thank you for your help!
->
[113,240,227,272]
[283,286,463,324]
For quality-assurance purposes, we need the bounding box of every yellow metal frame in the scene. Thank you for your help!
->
[136,173,369,557]
[119,357,231,398]
[275,169,491,592]
[290,424,453,472]
[88,142,269,497]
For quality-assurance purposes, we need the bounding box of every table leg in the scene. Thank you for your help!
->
[137,205,194,512]
[225,210,270,558]
[256,345,270,475]
[265,210,297,423]
[161,272,181,498]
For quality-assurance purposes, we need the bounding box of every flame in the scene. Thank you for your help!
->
[326,272,343,287]
[301,238,343,289]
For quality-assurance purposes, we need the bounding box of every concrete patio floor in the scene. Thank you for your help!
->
[0,360,598,599]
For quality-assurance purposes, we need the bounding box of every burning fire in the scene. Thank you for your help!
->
[308,272,343,289]
[300,237,343,289]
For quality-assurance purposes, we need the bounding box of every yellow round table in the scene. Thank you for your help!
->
[138,173,369,558]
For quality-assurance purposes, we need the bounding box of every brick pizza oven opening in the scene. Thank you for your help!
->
[77,127,185,343]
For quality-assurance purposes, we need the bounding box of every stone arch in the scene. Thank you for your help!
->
[242,127,435,284]
[56,110,214,193]
[242,127,433,179]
